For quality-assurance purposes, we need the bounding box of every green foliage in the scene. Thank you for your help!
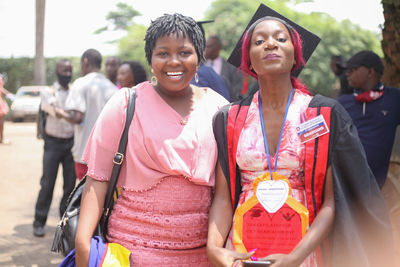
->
[202,0,382,96]
[117,24,150,74]
[303,14,382,95]
[0,0,384,98]
[95,2,141,34]
[0,57,34,93]
[0,57,81,93]
[381,0,400,7]
[203,0,294,59]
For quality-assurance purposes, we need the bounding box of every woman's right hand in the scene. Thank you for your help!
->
[207,245,254,267]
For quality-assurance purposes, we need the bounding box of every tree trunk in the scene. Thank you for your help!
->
[34,0,46,85]
[381,1,400,87]
[381,1,400,263]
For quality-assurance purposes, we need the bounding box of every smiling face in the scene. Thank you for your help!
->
[249,19,295,78]
[151,33,198,95]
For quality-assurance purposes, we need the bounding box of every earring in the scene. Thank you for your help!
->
[151,76,158,86]
[195,72,199,83]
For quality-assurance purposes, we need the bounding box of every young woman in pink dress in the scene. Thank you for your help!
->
[0,75,12,144]
[74,13,228,266]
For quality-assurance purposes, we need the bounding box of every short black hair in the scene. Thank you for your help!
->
[121,60,148,85]
[56,58,72,73]
[144,13,205,65]
[106,56,121,65]
[81,49,102,68]
[56,58,71,67]
[331,55,347,71]
[208,35,222,45]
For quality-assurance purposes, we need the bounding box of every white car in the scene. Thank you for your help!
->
[9,86,48,122]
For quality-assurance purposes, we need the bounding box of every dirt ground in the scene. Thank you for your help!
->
[0,122,65,267]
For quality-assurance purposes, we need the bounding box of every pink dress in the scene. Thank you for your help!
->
[83,82,228,266]
[0,91,9,116]
[225,90,317,266]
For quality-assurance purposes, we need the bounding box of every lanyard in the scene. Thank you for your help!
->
[258,88,294,179]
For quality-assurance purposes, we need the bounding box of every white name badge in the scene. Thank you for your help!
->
[296,114,329,143]
[256,180,289,213]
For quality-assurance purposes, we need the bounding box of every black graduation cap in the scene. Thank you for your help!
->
[227,3,321,77]
[196,20,215,37]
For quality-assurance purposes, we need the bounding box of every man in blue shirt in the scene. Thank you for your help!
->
[338,50,400,188]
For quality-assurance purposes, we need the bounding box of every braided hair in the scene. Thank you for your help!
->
[144,13,205,65]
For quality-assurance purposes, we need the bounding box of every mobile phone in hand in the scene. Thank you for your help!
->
[243,260,272,267]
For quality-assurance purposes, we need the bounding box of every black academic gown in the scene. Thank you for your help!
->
[213,92,395,267]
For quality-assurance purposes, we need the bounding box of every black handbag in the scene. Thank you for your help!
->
[51,88,136,256]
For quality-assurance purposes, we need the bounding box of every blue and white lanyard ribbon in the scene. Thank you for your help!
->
[258,88,294,179]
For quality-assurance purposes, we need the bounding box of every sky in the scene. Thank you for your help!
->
[0,0,384,58]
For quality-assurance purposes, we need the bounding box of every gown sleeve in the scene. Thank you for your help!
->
[328,98,395,267]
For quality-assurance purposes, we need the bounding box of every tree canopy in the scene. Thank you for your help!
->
[111,0,382,96]
[201,0,382,96]
[0,0,384,97]
[94,2,141,34]
[117,24,149,74]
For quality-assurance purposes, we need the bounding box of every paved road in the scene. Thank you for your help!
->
[0,122,65,267]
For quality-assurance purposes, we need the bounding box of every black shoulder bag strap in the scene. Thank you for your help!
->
[100,87,136,237]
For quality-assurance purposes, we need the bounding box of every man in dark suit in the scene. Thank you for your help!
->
[205,35,244,101]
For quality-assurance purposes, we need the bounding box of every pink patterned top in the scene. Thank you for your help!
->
[225,90,317,266]
[83,82,228,266]
[0,89,9,116]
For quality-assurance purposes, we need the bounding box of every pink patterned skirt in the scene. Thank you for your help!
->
[106,176,213,266]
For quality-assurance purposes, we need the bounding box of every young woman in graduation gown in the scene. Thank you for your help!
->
[207,10,395,267]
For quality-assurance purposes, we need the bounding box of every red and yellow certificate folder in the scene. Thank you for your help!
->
[233,172,309,258]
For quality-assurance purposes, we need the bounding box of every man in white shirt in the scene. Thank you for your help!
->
[56,49,117,180]
[33,59,76,237]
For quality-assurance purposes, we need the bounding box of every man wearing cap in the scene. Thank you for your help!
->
[338,50,400,188]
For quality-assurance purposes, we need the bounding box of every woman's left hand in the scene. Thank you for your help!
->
[259,253,300,267]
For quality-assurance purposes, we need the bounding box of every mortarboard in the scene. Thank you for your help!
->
[227,3,321,77]
[196,20,215,37]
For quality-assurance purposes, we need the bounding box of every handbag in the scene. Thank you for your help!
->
[51,88,136,256]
